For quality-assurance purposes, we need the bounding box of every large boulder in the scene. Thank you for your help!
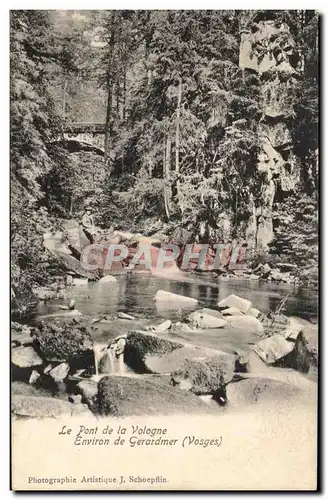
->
[12,346,43,369]
[32,322,95,373]
[145,343,243,376]
[52,251,99,279]
[97,376,216,416]
[284,317,316,341]
[226,377,302,408]
[12,395,88,419]
[43,230,71,255]
[124,331,182,373]
[225,314,264,334]
[218,294,251,314]
[221,307,244,316]
[171,354,244,395]
[247,307,261,319]
[290,328,318,375]
[187,309,227,329]
[153,320,172,332]
[76,379,99,412]
[49,362,70,382]
[155,290,198,307]
[117,312,135,320]
[99,275,117,283]
[253,334,294,364]
[62,219,90,255]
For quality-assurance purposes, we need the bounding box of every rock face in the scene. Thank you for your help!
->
[238,20,301,251]
[218,294,252,314]
[97,376,215,416]
[124,331,182,373]
[32,322,95,373]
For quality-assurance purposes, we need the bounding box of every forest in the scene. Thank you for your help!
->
[10,10,319,313]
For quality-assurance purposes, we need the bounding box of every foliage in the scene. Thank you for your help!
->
[10,11,73,309]
[269,195,318,283]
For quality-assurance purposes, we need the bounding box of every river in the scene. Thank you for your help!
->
[36,272,318,323]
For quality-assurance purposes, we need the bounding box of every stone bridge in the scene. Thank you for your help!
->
[63,122,105,155]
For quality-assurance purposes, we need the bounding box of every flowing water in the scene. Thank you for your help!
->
[36,272,318,323]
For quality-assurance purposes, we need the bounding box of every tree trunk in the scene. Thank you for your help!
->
[123,65,127,121]
[62,78,67,120]
[175,77,183,213]
[104,12,116,171]
[163,136,171,220]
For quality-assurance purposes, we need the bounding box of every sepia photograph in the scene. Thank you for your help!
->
[10,9,319,491]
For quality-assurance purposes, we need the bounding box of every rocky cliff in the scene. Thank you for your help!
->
[239,20,301,253]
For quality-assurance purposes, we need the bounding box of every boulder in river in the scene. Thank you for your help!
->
[283,317,316,341]
[68,394,83,405]
[97,376,216,416]
[221,307,244,316]
[225,314,264,334]
[99,275,117,283]
[49,362,70,382]
[247,307,261,318]
[117,311,135,320]
[173,322,193,333]
[155,290,198,307]
[124,330,182,373]
[76,379,99,413]
[290,328,318,375]
[145,343,239,375]
[253,334,294,364]
[171,354,243,395]
[12,346,43,369]
[218,294,252,314]
[29,370,41,385]
[153,319,172,332]
[187,310,227,329]
[32,321,95,373]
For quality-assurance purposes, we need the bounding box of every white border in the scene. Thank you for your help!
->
[1,3,325,498]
